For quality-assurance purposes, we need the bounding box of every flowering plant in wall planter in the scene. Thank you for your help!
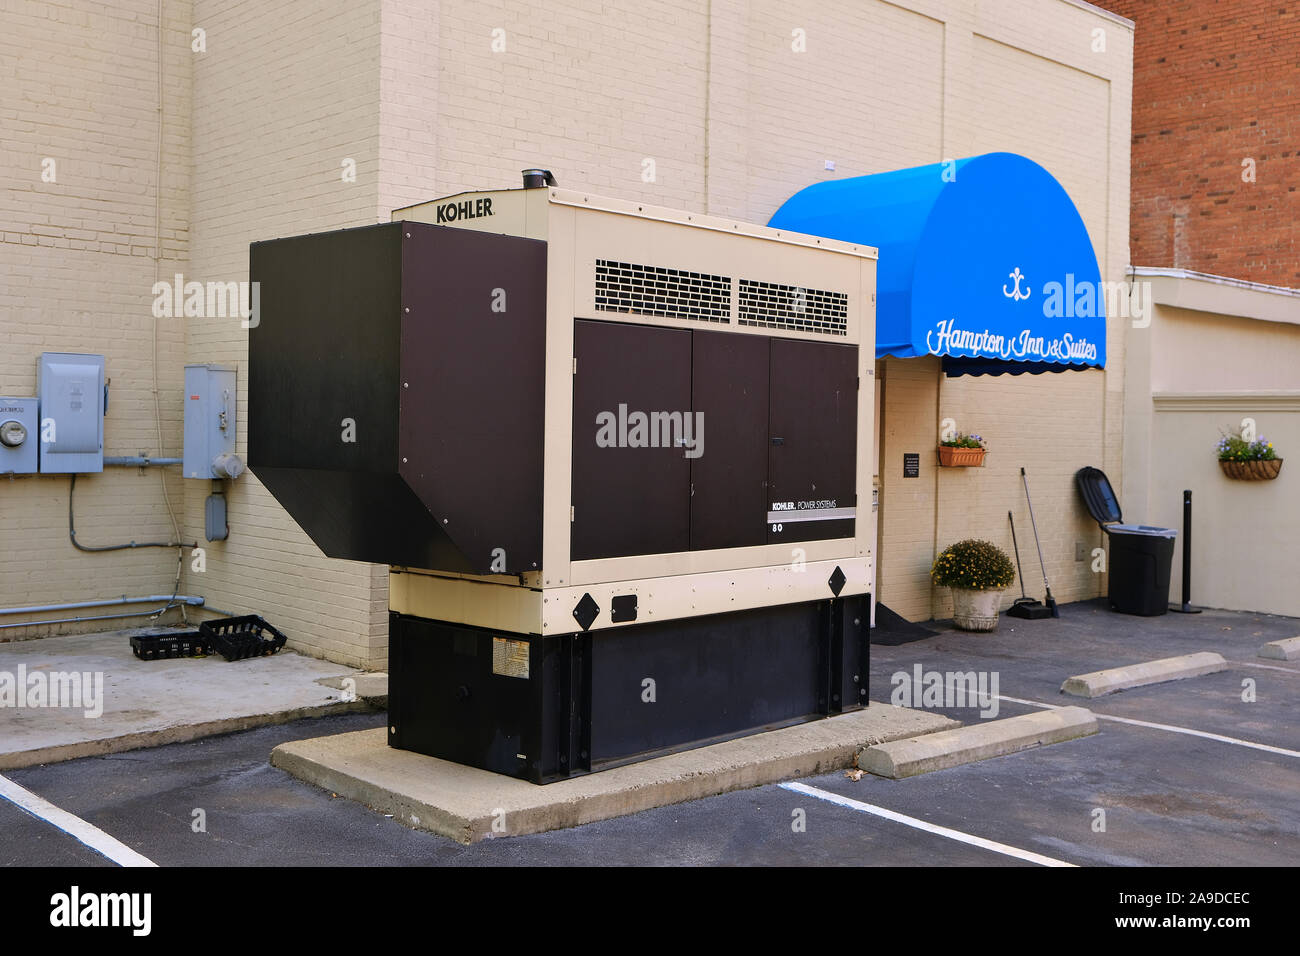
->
[938,432,986,467]
[1216,429,1282,481]
[931,539,1016,632]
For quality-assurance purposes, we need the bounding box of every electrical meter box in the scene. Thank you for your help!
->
[37,352,105,474]
[0,397,39,474]
[184,364,238,479]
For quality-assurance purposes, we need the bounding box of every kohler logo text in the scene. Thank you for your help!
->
[435,197,494,223]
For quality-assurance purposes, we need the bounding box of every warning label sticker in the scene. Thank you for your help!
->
[491,637,530,679]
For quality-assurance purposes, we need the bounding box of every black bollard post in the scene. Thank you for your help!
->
[1170,489,1201,614]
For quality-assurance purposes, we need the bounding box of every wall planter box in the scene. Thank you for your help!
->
[1219,458,1283,481]
[938,446,986,467]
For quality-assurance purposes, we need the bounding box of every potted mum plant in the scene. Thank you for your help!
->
[1216,429,1283,481]
[931,538,1016,631]
[938,432,986,467]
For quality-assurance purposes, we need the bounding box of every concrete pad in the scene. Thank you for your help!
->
[270,702,958,844]
[1258,637,1300,661]
[856,706,1098,779]
[1061,651,1228,698]
[0,627,372,770]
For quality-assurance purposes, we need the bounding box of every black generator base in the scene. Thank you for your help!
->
[387,595,870,784]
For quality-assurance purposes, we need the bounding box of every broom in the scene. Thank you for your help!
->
[1006,510,1052,619]
[1020,467,1060,617]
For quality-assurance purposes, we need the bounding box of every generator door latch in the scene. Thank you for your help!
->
[771,437,785,446]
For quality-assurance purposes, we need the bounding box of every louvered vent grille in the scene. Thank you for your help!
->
[737,280,848,336]
[594,259,731,323]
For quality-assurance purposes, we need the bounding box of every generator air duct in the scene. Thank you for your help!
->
[248,222,546,574]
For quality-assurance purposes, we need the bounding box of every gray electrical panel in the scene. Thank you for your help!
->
[0,397,39,474]
[205,492,229,541]
[38,352,106,474]
[184,364,242,479]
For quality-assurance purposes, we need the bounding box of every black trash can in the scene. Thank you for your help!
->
[1075,467,1177,616]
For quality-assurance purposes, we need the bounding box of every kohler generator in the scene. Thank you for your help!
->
[248,174,878,783]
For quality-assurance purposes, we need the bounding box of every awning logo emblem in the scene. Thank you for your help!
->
[1002,267,1031,302]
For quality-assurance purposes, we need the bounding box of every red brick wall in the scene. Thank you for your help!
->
[1103,0,1299,288]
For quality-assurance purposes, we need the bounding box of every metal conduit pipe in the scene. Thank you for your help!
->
[0,596,241,632]
[0,595,207,616]
[0,605,183,631]
[103,457,184,466]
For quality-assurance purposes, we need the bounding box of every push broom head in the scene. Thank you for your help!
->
[1007,597,1053,619]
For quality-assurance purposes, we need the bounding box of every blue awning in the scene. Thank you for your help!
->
[769,153,1106,376]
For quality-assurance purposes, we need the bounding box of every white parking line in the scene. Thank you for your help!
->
[1232,661,1300,675]
[892,674,1300,760]
[992,692,1300,760]
[0,773,156,867]
[780,781,1077,867]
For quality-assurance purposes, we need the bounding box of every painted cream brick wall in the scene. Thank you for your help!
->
[421,0,710,206]
[0,0,193,637]
[874,365,1112,622]
[6,0,1132,657]
[709,0,947,222]
[877,357,941,621]
[377,0,440,215]
[180,0,389,669]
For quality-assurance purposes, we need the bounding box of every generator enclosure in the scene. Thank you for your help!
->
[250,184,877,783]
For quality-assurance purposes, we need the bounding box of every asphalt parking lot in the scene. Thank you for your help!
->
[2,600,1297,867]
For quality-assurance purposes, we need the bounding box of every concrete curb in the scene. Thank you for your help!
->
[0,699,375,771]
[270,703,959,844]
[1061,651,1228,698]
[1258,636,1300,661]
[316,672,389,709]
[856,706,1098,778]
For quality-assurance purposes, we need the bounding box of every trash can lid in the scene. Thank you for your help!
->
[1110,523,1177,537]
[1075,466,1122,526]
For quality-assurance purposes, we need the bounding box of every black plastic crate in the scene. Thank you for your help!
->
[130,630,209,661]
[199,615,287,662]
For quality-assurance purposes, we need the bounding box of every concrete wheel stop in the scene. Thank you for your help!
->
[856,706,1098,778]
[1061,651,1228,698]
[1258,637,1300,661]
[270,703,957,844]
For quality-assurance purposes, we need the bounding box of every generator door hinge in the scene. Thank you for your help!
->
[572,356,577,374]
[570,505,575,522]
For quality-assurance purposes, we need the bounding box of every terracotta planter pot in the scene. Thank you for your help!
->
[938,445,986,467]
[950,587,1005,632]
[1219,458,1283,481]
